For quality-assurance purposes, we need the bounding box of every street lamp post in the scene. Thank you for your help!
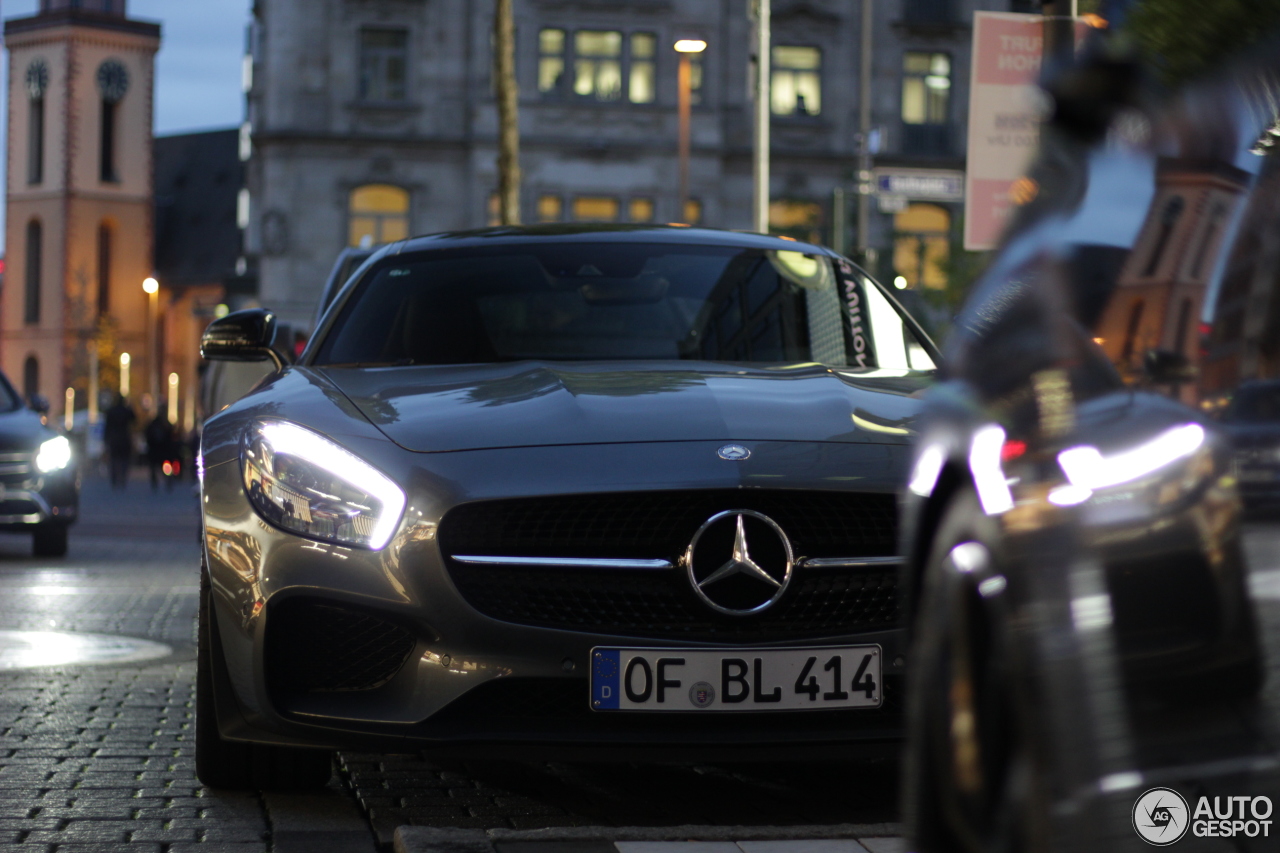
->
[143,277,159,406]
[750,0,770,233]
[674,39,706,224]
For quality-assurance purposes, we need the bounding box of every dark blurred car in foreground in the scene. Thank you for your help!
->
[1223,379,1280,509]
[0,375,77,556]
[194,225,938,790]
[899,35,1280,853]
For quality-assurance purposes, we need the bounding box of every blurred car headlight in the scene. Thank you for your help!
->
[36,436,72,473]
[240,420,406,550]
[1058,423,1205,490]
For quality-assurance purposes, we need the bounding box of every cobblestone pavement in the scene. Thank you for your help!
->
[3,470,1280,853]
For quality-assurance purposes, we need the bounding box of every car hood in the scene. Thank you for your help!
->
[320,361,930,452]
[0,408,53,452]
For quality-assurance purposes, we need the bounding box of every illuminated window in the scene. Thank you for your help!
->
[538,29,566,93]
[359,28,408,102]
[573,196,619,222]
[771,46,821,116]
[575,31,623,100]
[348,184,409,247]
[902,52,950,125]
[893,203,950,290]
[629,198,655,222]
[768,199,822,243]
[540,28,656,103]
[683,198,703,225]
[537,195,563,222]
[629,33,655,103]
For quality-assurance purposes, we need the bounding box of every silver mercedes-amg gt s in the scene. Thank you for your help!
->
[195,225,937,789]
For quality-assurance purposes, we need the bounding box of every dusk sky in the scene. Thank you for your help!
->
[0,0,253,251]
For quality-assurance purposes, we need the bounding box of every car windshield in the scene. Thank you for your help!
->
[0,377,22,413]
[1225,385,1280,423]
[315,243,934,370]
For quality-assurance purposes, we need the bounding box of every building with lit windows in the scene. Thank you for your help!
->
[2,0,160,421]
[245,0,1032,332]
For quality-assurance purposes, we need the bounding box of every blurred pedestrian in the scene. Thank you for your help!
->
[145,410,177,492]
[103,394,135,490]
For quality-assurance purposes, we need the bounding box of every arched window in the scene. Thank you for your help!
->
[1121,300,1145,362]
[26,59,48,184]
[1174,297,1193,354]
[893,203,950,289]
[97,222,113,316]
[1142,195,1185,278]
[24,220,42,326]
[96,60,129,183]
[348,185,409,247]
[22,356,38,402]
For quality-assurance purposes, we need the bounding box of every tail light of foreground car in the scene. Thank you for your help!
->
[240,419,405,550]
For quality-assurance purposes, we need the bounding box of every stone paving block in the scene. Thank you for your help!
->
[169,845,269,853]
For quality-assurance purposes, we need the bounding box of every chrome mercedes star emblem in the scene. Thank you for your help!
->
[685,510,793,615]
[717,444,750,461]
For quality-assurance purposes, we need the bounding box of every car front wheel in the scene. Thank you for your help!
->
[902,490,1048,853]
[195,567,333,791]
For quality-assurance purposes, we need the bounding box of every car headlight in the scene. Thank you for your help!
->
[36,436,72,473]
[240,420,406,550]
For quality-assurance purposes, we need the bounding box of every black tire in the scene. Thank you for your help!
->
[902,490,1048,853]
[196,571,333,791]
[33,524,68,557]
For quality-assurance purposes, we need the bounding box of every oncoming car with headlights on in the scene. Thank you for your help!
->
[194,225,937,789]
[0,373,78,556]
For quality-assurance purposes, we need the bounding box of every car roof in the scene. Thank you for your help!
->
[391,224,831,256]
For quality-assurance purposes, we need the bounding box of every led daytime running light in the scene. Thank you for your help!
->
[254,421,405,550]
[1058,423,1205,491]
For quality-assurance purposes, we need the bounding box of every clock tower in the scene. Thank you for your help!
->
[3,0,160,416]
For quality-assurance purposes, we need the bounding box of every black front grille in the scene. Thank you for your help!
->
[438,490,900,642]
[446,563,899,641]
[439,489,898,560]
[0,498,40,516]
[266,599,416,692]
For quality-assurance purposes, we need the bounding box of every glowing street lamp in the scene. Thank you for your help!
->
[168,373,179,424]
[119,352,131,399]
[143,277,159,403]
[674,38,706,224]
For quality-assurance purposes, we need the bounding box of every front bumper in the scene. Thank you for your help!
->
[201,439,908,752]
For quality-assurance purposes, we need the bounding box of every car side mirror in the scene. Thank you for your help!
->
[1143,349,1196,384]
[27,394,49,415]
[201,309,287,369]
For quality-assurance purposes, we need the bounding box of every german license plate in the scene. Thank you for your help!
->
[589,645,881,711]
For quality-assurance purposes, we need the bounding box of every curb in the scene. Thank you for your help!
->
[395,824,903,853]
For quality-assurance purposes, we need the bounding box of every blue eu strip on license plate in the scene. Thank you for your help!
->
[590,645,882,712]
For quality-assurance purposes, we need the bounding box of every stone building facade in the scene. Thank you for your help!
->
[246,0,1027,332]
[3,0,160,416]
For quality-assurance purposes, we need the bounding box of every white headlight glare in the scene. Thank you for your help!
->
[36,436,72,473]
[1058,423,1205,491]
[241,420,406,550]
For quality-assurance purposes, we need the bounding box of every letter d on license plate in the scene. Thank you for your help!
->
[590,645,882,711]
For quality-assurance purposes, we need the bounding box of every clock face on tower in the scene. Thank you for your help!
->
[96,59,129,104]
[25,60,48,100]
